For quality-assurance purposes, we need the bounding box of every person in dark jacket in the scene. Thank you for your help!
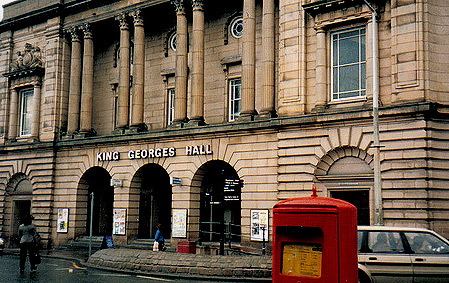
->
[154,224,166,251]
[18,215,37,274]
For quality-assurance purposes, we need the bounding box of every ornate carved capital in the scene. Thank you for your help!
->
[130,9,144,26]
[171,0,186,14]
[192,0,204,11]
[68,27,80,42]
[81,23,93,39]
[115,13,129,30]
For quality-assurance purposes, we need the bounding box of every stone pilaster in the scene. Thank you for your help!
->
[31,82,41,139]
[189,0,205,126]
[130,10,147,132]
[314,26,327,111]
[79,23,94,136]
[260,0,276,118]
[67,27,82,135]
[7,88,18,140]
[240,0,258,120]
[172,0,189,126]
[116,13,130,132]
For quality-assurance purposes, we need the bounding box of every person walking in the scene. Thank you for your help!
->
[154,224,166,251]
[18,214,38,274]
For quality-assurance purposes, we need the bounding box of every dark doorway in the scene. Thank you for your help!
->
[330,190,370,225]
[198,161,241,242]
[134,164,171,239]
[11,200,31,247]
[82,167,114,236]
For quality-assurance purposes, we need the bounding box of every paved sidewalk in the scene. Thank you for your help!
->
[87,248,272,281]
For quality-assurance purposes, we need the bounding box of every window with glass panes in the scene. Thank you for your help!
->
[167,88,175,125]
[228,78,241,121]
[19,89,33,136]
[331,27,366,100]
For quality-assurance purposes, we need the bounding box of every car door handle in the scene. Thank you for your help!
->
[415,258,425,262]
[369,257,377,260]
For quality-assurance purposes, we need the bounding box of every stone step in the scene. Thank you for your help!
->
[127,238,172,251]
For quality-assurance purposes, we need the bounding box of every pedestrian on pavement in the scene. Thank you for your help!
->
[154,224,166,251]
[18,214,38,274]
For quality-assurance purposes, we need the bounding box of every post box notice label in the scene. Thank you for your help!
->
[282,243,322,278]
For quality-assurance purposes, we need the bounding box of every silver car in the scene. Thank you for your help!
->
[358,226,449,283]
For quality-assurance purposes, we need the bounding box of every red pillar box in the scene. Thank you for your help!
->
[177,241,196,254]
[272,189,358,283]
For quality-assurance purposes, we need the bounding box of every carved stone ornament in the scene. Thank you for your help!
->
[11,43,43,72]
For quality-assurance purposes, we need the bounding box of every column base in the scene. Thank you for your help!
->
[311,104,326,113]
[185,117,206,127]
[127,123,148,134]
[74,129,96,138]
[258,109,278,119]
[238,111,258,121]
[170,119,189,129]
[112,126,128,135]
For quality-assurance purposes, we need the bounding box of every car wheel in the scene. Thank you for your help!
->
[358,271,371,283]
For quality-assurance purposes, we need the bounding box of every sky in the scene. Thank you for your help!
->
[0,0,15,21]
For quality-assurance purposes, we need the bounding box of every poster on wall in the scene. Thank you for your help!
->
[251,209,269,241]
[113,208,127,235]
[57,208,69,233]
[172,209,187,238]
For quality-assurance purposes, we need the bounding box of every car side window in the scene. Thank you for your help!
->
[404,232,449,254]
[368,231,404,253]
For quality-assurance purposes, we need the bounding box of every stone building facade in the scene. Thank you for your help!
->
[0,0,448,249]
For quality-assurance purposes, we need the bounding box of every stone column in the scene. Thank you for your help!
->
[31,82,41,139]
[116,13,130,131]
[240,0,257,120]
[173,0,188,125]
[260,0,276,118]
[8,88,18,140]
[79,23,94,134]
[314,26,327,111]
[130,10,146,131]
[67,27,82,135]
[190,0,205,126]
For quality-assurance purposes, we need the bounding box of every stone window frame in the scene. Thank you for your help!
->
[18,87,34,137]
[330,26,367,102]
[224,12,243,45]
[167,88,176,126]
[164,28,177,57]
[161,68,176,126]
[228,77,242,122]
[221,54,242,122]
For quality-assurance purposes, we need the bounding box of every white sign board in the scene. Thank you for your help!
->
[113,208,127,235]
[172,209,187,238]
[251,209,269,241]
[57,208,69,233]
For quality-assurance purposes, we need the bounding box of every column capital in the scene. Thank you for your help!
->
[81,23,93,39]
[171,0,186,14]
[314,24,325,33]
[130,9,144,26]
[192,0,204,11]
[115,13,129,30]
[67,27,81,42]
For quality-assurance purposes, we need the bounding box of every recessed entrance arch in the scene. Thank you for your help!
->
[315,146,374,225]
[193,160,241,242]
[78,167,113,236]
[4,173,33,247]
[131,164,171,239]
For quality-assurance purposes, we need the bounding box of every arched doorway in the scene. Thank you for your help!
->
[4,173,33,247]
[131,164,171,239]
[315,147,373,225]
[194,160,241,242]
[78,167,113,236]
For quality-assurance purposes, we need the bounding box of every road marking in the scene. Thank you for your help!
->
[93,274,131,277]
[136,275,172,281]
[72,262,87,270]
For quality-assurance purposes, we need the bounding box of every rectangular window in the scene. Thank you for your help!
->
[19,89,33,136]
[331,27,366,101]
[167,88,175,125]
[228,78,241,121]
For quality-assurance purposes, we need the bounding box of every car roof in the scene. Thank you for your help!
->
[358,226,434,233]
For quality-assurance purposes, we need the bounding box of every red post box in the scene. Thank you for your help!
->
[272,189,358,283]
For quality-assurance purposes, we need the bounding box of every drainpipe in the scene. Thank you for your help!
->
[363,0,382,225]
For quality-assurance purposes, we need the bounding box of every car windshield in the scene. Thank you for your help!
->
[404,232,449,254]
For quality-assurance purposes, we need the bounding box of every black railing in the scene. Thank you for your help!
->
[199,221,267,255]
